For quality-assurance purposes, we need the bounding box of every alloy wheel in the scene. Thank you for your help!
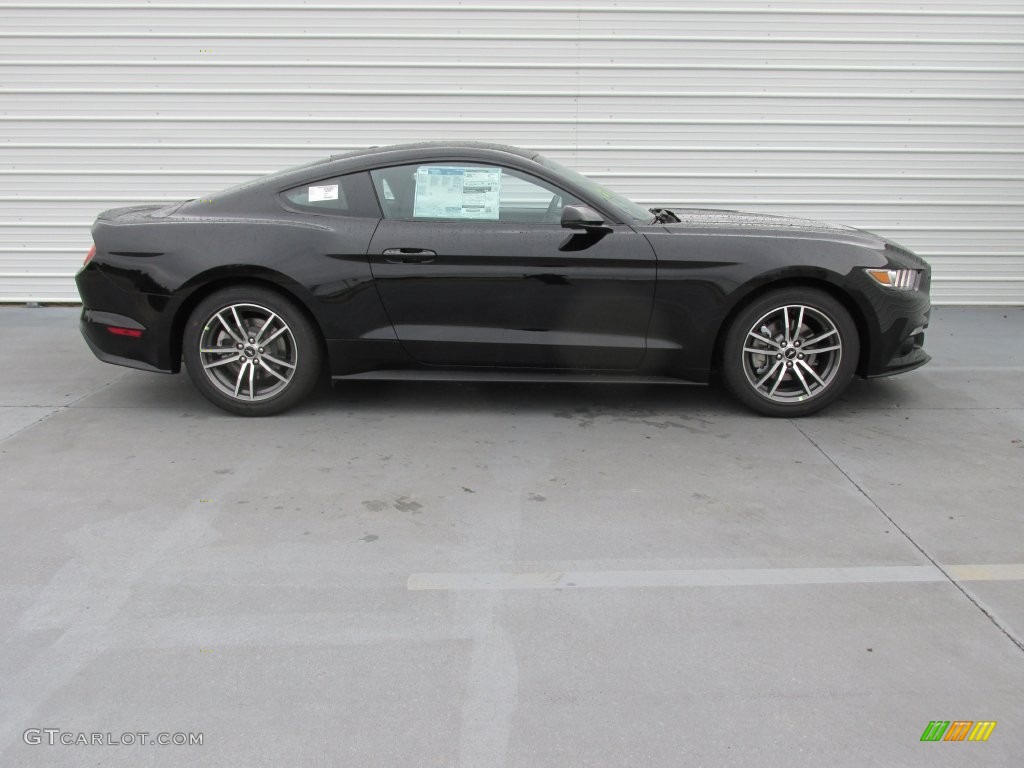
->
[198,302,298,401]
[740,304,843,402]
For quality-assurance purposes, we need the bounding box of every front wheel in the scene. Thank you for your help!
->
[721,288,859,417]
[183,286,322,416]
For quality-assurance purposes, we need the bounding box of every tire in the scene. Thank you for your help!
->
[721,287,859,417]
[183,285,322,416]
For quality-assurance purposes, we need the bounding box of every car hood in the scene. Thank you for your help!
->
[661,208,885,247]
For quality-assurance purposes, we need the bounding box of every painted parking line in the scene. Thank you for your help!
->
[407,563,1024,591]
[946,563,1024,581]
[925,366,1024,373]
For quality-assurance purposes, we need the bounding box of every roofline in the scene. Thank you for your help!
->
[330,141,540,164]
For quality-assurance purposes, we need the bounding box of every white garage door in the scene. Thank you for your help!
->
[2,0,1022,304]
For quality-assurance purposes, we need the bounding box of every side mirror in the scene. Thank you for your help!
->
[561,205,609,230]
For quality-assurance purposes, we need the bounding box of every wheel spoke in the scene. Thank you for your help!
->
[200,347,234,355]
[258,359,288,383]
[254,312,277,344]
[233,361,247,397]
[768,365,787,396]
[792,362,812,396]
[803,328,837,347]
[216,311,244,344]
[260,325,287,346]
[262,353,295,370]
[230,306,248,340]
[802,343,840,354]
[748,332,781,349]
[793,306,805,339]
[743,346,775,355]
[754,360,782,389]
[782,306,792,343]
[203,356,239,370]
[797,359,826,387]
[248,360,255,400]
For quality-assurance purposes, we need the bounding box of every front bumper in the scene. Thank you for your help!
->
[854,268,932,377]
[867,345,930,378]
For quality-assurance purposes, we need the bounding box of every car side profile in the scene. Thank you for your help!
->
[76,141,931,417]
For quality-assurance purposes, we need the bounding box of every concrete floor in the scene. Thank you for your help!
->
[0,305,1022,767]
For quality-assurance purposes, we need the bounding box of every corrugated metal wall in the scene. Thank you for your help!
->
[2,0,1023,304]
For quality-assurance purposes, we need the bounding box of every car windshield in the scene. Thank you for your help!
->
[536,154,653,223]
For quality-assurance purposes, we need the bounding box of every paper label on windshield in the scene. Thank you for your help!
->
[413,166,501,220]
[308,184,338,202]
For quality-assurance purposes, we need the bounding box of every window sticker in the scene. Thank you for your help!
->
[381,178,396,201]
[308,184,338,202]
[413,166,501,220]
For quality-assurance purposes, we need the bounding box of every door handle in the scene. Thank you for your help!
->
[382,248,436,264]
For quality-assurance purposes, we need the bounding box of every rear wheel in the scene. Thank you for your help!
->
[721,288,859,417]
[183,286,322,416]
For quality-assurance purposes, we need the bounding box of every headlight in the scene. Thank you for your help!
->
[865,268,921,291]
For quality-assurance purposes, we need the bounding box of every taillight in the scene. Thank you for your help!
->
[84,244,96,266]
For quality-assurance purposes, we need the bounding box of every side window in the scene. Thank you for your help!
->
[281,171,380,218]
[369,163,581,224]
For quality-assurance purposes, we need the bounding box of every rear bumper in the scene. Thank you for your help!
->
[79,309,175,373]
[76,263,180,373]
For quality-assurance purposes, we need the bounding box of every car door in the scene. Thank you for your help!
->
[366,161,657,370]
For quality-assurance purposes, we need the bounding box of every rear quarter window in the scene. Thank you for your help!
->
[281,171,381,218]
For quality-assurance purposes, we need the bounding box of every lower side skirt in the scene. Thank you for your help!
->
[332,369,704,385]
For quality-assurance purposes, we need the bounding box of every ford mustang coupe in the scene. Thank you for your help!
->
[76,141,931,417]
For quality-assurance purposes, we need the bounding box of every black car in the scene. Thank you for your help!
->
[76,141,931,417]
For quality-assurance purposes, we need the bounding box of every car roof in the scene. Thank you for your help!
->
[329,141,539,163]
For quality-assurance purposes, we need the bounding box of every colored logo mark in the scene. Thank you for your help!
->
[920,721,996,742]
